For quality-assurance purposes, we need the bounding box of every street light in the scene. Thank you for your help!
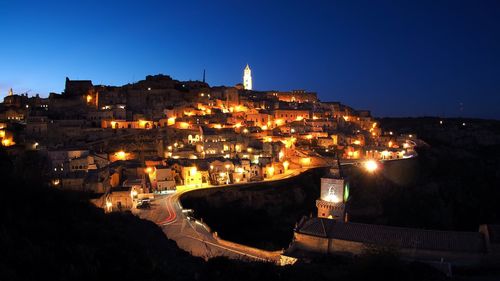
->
[116,150,126,160]
[225,164,230,184]
[283,161,289,171]
[106,201,113,212]
[131,190,138,198]
[363,159,378,173]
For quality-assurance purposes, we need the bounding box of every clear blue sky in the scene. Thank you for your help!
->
[1,0,499,119]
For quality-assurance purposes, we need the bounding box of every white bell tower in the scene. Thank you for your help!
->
[243,64,252,90]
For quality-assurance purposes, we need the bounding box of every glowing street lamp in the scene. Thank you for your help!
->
[363,160,378,173]
[2,138,14,146]
[267,166,275,177]
[115,150,127,160]
[283,161,289,171]
[131,190,138,198]
[190,166,197,176]
[278,150,284,160]
[224,164,230,184]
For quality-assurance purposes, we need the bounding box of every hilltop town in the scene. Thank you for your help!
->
[0,66,417,207]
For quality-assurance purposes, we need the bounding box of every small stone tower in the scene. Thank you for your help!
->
[316,160,348,221]
[243,64,252,90]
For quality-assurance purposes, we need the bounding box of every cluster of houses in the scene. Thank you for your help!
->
[0,69,417,211]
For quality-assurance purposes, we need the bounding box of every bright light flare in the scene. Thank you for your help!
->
[131,190,138,197]
[115,150,127,160]
[363,160,379,173]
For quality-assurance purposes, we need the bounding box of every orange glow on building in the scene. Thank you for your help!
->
[1,138,14,146]
[179,122,190,129]
[301,157,311,165]
[138,120,151,128]
[233,105,246,112]
[283,160,290,171]
[281,137,296,148]
[267,166,275,177]
[115,150,128,160]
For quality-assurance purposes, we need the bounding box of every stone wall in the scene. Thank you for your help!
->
[292,232,486,266]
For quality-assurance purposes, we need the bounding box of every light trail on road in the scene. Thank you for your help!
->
[158,195,177,225]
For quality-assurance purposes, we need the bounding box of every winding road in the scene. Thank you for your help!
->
[135,167,313,262]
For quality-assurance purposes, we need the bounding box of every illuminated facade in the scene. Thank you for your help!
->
[243,64,252,90]
[316,165,348,221]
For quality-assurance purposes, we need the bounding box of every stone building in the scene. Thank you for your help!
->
[267,90,318,103]
[290,217,495,266]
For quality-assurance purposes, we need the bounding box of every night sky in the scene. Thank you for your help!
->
[1,0,499,119]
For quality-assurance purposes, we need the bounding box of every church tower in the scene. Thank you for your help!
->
[316,160,349,221]
[243,64,252,90]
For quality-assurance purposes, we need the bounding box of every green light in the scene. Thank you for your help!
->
[344,183,350,202]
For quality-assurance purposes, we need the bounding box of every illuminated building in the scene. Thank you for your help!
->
[316,162,348,221]
[273,109,310,124]
[243,64,252,90]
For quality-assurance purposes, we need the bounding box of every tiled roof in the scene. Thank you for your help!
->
[297,217,485,253]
